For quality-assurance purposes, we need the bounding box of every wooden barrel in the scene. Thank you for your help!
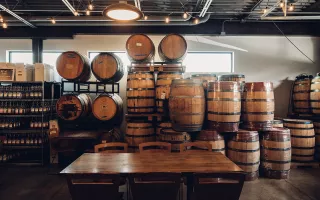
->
[241,82,274,131]
[207,81,241,132]
[169,79,205,132]
[126,120,155,152]
[219,74,245,92]
[92,94,123,122]
[273,120,283,128]
[314,121,320,161]
[191,74,217,90]
[159,128,191,152]
[293,74,313,114]
[310,73,320,114]
[91,53,124,83]
[227,130,260,181]
[156,121,172,140]
[261,128,291,179]
[158,34,187,62]
[56,94,92,121]
[126,34,155,62]
[156,72,183,115]
[56,51,91,81]
[195,130,225,154]
[127,72,155,113]
[283,119,315,162]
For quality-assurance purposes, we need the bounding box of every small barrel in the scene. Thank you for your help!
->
[219,74,245,92]
[314,121,320,161]
[207,81,241,132]
[156,121,172,140]
[56,94,92,121]
[191,74,217,90]
[310,73,320,114]
[195,130,225,154]
[92,94,123,123]
[126,120,155,152]
[169,79,205,132]
[159,128,191,152]
[293,74,313,114]
[156,72,183,115]
[227,130,260,181]
[158,34,187,62]
[273,119,283,128]
[241,82,274,131]
[126,34,155,62]
[261,128,291,179]
[91,53,124,83]
[56,51,91,81]
[127,72,155,113]
[283,119,315,162]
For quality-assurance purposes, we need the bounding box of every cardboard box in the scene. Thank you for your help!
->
[34,63,54,82]
[0,63,15,81]
[15,63,34,82]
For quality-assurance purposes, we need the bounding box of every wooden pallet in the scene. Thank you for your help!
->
[128,62,186,73]
[125,113,168,121]
[290,161,320,169]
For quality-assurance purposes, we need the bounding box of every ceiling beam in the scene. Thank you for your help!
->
[0,4,36,28]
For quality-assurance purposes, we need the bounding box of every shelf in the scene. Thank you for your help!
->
[0,129,48,134]
[61,81,120,94]
[125,113,166,121]
[0,99,57,102]
[0,113,54,117]
[128,62,185,73]
[2,145,44,150]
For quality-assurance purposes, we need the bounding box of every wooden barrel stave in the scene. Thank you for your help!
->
[126,121,155,152]
[158,34,187,62]
[219,74,245,92]
[293,75,313,114]
[156,121,172,141]
[126,34,155,62]
[314,122,320,160]
[195,130,225,154]
[311,74,320,114]
[92,94,123,123]
[273,119,284,128]
[159,128,191,152]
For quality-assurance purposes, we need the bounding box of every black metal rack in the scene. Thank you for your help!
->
[128,61,186,73]
[61,80,120,94]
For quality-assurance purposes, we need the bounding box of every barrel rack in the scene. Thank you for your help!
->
[128,62,186,73]
[61,80,120,94]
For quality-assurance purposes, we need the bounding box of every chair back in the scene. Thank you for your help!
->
[66,174,121,200]
[94,142,128,153]
[139,142,171,153]
[129,173,181,200]
[180,141,212,152]
[193,173,245,200]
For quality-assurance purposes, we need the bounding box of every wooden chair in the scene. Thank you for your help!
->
[179,141,212,152]
[129,173,181,200]
[193,173,245,200]
[66,174,121,200]
[139,142,171,153]
[94,142,128,153]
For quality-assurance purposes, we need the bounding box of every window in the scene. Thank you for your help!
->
[7,51,62,66]
[88,52,130,71]
[184,52,233,73]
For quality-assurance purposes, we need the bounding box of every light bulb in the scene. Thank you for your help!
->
[194,18,199,24]
[263,7,268,14]
[144,15,148,20]
[183,12,188,19]
[289,4,294,11]
[0,15,3,23]
[74,11,79,16]
[88,4,93,10]
[51,18,56,24]
[165,17,169,23]
[2,23,7,29]
[280,2,284,8]
[86,10,90,16]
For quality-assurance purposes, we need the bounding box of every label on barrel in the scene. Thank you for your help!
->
[136,43,142,47]
[161,92,166,99]
[66,64,74,70]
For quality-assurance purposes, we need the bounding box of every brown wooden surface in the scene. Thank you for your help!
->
[60,152,243,174]
[126,34,155,62]
[92,94,123,121]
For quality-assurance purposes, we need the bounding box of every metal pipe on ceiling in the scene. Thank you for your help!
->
[262,16,320,20]
[0,4,36,28]
[61,0,77,15]
[261,0,282,18]
[134,0,141,10]
[199,0,213,17]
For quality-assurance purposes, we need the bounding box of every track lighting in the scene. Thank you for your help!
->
[165,17,170,23]
[194,18,199,24]
[88,3,93,10]
[2,22,7,29]
[144,15,148,20]
[263,7,268,14]
[86,10,90,16]
[51,18,56,24]
[183,12,188,19]
[74,11,79,16]
[289,4,294,11]
[280,1,284,8]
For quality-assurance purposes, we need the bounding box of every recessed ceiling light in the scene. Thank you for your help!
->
[102,3,143,21]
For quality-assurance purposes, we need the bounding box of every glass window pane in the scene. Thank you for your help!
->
[9,52,33,64]
[43,52,62,66]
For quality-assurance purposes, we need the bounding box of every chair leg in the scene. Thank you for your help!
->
[180,183,183,200]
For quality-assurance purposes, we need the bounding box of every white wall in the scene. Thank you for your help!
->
[0,39,31,62]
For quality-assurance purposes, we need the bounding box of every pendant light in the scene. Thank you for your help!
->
[102,3,143,21]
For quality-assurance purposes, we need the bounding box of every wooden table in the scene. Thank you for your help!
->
[61,152,243,200]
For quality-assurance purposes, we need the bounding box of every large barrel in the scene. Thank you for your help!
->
[191,74,217,90]
[158,34,187,62]
[92,94,123,123]
[273,119,283,128]
[261,128,291,179]
[127,72,155,113]
[126,120,155,152]
[56,51,91,81]
[207,81,241,132]
[241,82,274,131]
[283,119,315,162]
[56,94,92,121]
[314,121,320,161]
[91,53,124,83]
[227,130,260,181]
[310,73,320,114]
[156,121,172,140]
[169,79,205,132]
[219,74,245,92]
[159,128,191,152]
[156,72,183,115]
[195,130,225,154]
[126,34,155,62]
[293,74,313,114]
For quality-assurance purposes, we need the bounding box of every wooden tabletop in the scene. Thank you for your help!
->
[60,152,243,175]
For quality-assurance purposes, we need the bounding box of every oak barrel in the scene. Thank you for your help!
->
[310,73,320,114]
[219,74,245,92]
[169,79,205,132]
[126,120,155,152]
[283,119,315,162]
[156,121,172,140]
[314,121,320,160]
[127,72,155,113]
[261,128,291,179]
[56,94,92,121]
[191,74,217,90]
[241,82,274,131]
[159,128,191,152]
[227,130,260,181]
[156,72,183,115]
[56,51,91,81]
[273,119,283,128]
[92,94,123,122]
[158,34,187,62]
[195,130,225,154]
[91,53,124,83]
[293,74,313,114]
[126,34,155,62]
[207,81,241,132]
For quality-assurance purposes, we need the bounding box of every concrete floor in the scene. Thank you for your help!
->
[0,166,319,200]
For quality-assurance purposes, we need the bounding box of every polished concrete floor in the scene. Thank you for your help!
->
[0,166,319,200]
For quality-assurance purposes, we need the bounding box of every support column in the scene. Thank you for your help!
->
[32,38,43,63]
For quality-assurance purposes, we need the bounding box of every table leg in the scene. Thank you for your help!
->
[186,174,193,200]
